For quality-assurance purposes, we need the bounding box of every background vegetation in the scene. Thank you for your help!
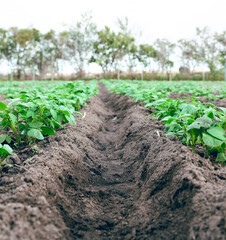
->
[0,13,225,81]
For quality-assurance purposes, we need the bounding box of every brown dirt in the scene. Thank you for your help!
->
[168,92,226,108]
[0,85,225,240]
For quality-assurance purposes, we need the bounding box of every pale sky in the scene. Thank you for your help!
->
[0,0,225,73]
[1,0,225,41]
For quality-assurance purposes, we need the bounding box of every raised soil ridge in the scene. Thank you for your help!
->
[0,85,225,239]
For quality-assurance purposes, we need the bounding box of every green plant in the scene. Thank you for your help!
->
[102,79,226,164]
[0,80,98,166]
[0,143,13,168]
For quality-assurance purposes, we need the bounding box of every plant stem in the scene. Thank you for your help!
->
[9,118,20,145]
[0,156,6,167]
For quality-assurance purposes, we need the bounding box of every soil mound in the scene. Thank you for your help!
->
[0,85,225,239]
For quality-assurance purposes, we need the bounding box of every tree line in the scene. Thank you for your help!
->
[0,13,225,80]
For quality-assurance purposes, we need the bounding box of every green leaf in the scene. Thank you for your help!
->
[216,152,226,164]
[27,129,44,140]
[202,133,223,147]
[0,135,11,144]
[50,109,57,119]
[162,116,175,123]
[8,98,20,106]
[16,104,25,111]
[65,115,76,124]
[207,126,226,141]
[218,107,226,114]
[187,116,212,131]
[50,119,62,129]
[26,110,35,118]
[41,127,55,135]
[61,110,70,117]
[3,144,13,154]
[9,113,16,124]
[187,119,195,125]
[6,135,12,144]
[0,148,9,156]
[205,102,215,108]
[73,111,83,117]
[180,104,198,115]
[0,102,7,111]
[0,144,13,156]
[18,123,25,131]
[19,94,29,99]
[0,135,6,143]
[206,111,215,119]
[29,122,43,128]
[165,132,176,136]
[56,114,64,123]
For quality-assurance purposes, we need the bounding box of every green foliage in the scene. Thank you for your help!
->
[0,27,42,80]
[0,80,98,167]
[138,44,156,69]
[103,80,226,164]
[90,25,135,73]
[0,143,13,168]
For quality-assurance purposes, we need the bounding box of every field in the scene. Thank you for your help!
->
[0,80,225,239]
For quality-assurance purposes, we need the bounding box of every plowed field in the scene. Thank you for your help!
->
[0,85,225,240]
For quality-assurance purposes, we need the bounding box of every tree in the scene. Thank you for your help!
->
[116,17,137,72]
[66,12,97,78]
[196,27,220,73]
[12,28,40,79]
[0,27,41,80]
[154,39,175,73]
[30,30,61,80]
[0,27,16,80]
[137,44,156,71]
[90,26,116,74]
[178,38,202,72]
[90,23,135,74]
[215,31,226,67]
[0,28,6,60]
[113,30,135,73]
[125,43,138,72]
[22,28,41,79]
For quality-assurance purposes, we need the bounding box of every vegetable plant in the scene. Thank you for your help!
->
[103,80,226,164]
[0,80,98,167]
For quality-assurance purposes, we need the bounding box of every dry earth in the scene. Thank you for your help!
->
[0,85,225,239]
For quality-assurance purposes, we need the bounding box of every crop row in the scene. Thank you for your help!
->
[102,80,226,164]
[0,80,62,98]
[0,80,98,168]
[119,80,226,100]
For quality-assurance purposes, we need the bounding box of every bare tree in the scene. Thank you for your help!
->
[196,27,220,73]
[178,39,202,72]
[154,39,175,73]
[117,17,142,72]
[66,12,97,78]
[215,31,226,67]
[30,30,60,80]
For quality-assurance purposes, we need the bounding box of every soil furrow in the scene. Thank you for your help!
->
[0,84,225,240]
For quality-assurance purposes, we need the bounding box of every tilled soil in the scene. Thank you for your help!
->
[0,85,225,240]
